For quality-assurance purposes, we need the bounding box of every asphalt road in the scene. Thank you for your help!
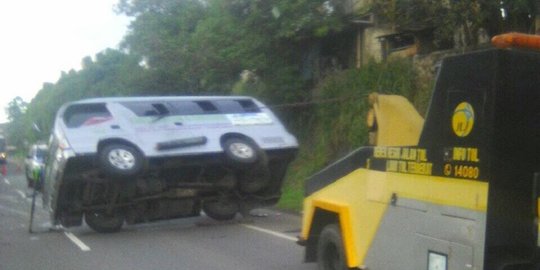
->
[0,161,316,270]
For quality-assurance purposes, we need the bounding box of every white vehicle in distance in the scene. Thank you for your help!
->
[43,96,298,233]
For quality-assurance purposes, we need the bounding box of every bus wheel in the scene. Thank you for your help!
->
[317,224,348,270]
[202,198,239,221]
[85,210,124,233]
[98,144,144,178]
[222,138,258,166]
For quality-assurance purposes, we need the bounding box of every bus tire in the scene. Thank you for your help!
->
[222,138,258,166]
[98,144,144,178]
[202,198,239,221]
[85,210,124,233]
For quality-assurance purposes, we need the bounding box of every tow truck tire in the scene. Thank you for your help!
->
[98,144,144,178]
[85,210,124,233]
[202,199,239,221]
[317,224,349,270]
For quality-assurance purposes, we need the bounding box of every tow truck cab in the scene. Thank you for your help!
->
[300,46,540,269]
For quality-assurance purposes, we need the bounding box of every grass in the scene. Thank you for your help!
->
[276,186,304,212]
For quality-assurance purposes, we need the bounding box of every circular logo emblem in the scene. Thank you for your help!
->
[452,102,475,137]
[444,164,452,176]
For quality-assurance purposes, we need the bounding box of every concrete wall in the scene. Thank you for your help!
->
[361,26,394,64]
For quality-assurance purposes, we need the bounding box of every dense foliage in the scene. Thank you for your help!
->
[116,0,349,99]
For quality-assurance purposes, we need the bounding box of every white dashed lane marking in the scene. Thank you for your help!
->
[64,232,91,252]
[16,190,26,200]
[240,224,297,242]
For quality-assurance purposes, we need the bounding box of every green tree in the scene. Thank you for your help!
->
[117,0,208,93]
[5,97,29,151]
[5,96,27,122]
[116,0,348,103]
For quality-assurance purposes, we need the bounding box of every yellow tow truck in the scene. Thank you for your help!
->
[298,33,540,270]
